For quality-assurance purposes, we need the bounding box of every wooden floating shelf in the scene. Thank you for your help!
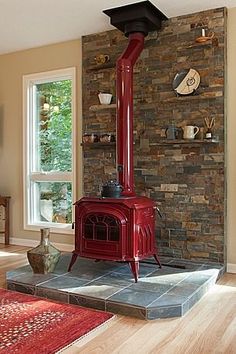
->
[187,41,213,49]
[81,140,219,148]
[89,104,116,111]
[81,142,116,148]
[149,139,219,146]
[164,95,223,103]
[186,44,211,49]
[89,95,223,109]
[86,63,116,72]
[176,39,217,51]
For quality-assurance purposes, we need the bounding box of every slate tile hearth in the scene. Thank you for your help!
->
[6,253,224,320]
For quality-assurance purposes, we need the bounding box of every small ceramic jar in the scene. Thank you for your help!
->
[82,134,98,143]
[100,134,111,143]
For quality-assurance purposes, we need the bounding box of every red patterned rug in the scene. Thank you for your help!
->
[0,288,114,353]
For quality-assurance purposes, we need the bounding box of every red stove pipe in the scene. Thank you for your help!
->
[116,32,145,197]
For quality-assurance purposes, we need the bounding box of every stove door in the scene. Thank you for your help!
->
[77,203,129,260]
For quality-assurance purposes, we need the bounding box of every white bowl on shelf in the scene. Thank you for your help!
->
[98,93,112,105]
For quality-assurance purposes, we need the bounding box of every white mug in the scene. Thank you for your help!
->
[98,92,112,105]
[183,125,199,139]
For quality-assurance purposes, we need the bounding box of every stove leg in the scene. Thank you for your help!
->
[68,253,78,272]
[153,253,162,268]
[129,261,139,283]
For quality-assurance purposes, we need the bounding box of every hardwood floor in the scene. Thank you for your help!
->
[1,244,236,354]
[0,244,29,288]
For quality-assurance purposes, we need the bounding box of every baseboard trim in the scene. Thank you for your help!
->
[0,236,73,252]
[227,263,236,273]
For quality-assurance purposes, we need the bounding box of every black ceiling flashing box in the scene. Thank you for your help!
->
[103,1,168,37]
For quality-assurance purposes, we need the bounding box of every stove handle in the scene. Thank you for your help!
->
[154,206,163,218]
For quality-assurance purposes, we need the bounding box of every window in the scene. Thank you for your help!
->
[23,68,76,232]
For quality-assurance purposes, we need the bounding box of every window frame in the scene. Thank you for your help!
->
[23,67,76,233]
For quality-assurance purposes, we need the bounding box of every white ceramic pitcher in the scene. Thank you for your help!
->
[183,125,199,139]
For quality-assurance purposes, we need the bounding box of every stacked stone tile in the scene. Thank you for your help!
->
[82,8,226,263]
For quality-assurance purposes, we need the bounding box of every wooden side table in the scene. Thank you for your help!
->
[0,196,10,245]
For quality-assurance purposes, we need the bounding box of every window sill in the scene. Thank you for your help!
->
[24,223,74,235]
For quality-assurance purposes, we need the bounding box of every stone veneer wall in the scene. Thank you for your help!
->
[81,8,226,263]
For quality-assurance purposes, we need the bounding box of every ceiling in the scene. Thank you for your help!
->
[0,0,236,55]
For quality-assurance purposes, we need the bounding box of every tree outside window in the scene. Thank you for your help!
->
[23,68,76,230]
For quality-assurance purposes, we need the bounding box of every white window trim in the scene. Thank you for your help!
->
[23,67,76,234]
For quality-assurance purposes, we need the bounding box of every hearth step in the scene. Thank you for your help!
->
[6,253,224,320]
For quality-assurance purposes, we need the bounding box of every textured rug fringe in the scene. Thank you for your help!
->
[56,315,116,353]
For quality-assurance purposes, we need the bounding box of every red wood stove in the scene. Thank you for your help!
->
[68,1,167,282]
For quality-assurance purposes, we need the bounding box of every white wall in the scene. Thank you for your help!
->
[0,39,82,247]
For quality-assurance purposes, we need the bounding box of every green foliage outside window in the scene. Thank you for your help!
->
[37,80,72,172]
[36,80,73,223]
